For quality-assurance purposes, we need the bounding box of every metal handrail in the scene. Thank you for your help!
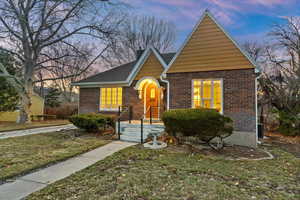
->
[117,105,132,140]
[141,106,160,124]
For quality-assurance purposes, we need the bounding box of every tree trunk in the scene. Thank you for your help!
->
[17,81,33,124]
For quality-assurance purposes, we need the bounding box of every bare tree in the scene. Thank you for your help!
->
[44,42,95,102]
[101,15,176,67]
[242,41,266,63]
[0,0,125,123]
[258,17,300,135]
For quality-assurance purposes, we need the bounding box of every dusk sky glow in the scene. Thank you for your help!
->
[123,0,300,50]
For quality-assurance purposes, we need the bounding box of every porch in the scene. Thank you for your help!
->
[116,120,165,143]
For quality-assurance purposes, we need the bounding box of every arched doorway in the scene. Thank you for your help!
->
[134,77,161,119]
[144,82,160,119]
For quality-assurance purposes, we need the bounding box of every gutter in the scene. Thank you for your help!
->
[160,73,170,110]
[255,68,262,145]
[71,81,129,87]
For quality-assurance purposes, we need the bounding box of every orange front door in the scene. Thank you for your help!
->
[145,83,159,119]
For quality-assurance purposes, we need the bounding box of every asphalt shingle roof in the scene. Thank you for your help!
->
[76,53,175,84]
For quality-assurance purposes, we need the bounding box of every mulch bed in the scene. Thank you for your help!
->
[263,133,300,158]
[164,144,270,160]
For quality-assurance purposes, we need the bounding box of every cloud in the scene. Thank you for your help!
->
[248,0,292,6]
[122,0,298,49]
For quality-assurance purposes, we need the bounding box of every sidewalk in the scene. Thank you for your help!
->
[0,124,76,139]
[0,141,136,200]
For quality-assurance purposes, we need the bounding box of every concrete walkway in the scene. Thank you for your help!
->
[0,124,76,139]
[0,141,136,200]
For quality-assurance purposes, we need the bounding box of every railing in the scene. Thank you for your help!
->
[139,106,161,144]
[117,105,133,140]
[147,106,160,125]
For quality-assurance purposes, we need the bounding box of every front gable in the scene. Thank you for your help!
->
[167,11,255,73]
[134,51,165,80]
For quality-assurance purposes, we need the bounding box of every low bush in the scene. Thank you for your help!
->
[45,103,78,119]
[276,110,300,136]
[69,113,115,132]
[161,108,233,150]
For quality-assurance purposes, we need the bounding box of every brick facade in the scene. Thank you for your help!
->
[167,69,256,132]
[79,81,167,120]
[79,88,100,114]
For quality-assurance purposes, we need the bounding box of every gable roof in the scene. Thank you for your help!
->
[73,48,175,86]
[165,10,258,74]
[74,10,258,87]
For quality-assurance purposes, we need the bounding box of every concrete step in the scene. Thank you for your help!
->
[122,127,164,133]
[120,135,148,143]
[121,127,141,132]
[121,132,147,137]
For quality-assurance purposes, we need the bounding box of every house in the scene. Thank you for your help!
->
[73,10,258,147]
[0,93,44,122]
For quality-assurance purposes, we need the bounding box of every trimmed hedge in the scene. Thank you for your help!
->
[69,113,115,132]
[161,108,233,148]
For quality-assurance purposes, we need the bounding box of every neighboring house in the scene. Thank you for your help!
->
[73,11,258,147]
[0,93,44,122]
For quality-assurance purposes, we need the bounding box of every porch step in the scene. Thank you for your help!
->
[117,122,164,143]
[120,135,148,143]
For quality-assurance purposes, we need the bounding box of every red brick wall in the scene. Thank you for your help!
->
[167,69,256,132]
[78,81,167,120]
[79,88,100,114]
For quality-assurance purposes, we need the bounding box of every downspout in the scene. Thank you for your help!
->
[160,73,170,110]
[255,69,262,145]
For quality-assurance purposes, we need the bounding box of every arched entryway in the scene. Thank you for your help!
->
[134,77,162,119]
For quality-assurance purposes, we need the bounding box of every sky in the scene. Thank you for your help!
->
[123,0,300,50]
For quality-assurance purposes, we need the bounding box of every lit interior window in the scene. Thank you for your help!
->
[100,88,122,110]
[192,80,222,113]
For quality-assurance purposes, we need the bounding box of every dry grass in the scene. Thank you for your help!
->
[0,120,70,132]
[27,145,300,200]
[0,130,110,181]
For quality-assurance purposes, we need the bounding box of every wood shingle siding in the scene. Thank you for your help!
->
[167,15,255,73]
[134,52,165,80]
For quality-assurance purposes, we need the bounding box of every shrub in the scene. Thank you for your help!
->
[45,103,78,119]
[276,110,300,136]
[69,113,115,132]
[161,108,233,150]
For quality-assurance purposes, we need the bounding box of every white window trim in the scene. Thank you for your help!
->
[99,87,122,111]
[191,79,223,114]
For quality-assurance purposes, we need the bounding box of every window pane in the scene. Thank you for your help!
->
[194,80,201,87]
[203,99,211,108]
[213,81,222,112]
[112,88,117,105]
[193,81,201,108]
[106,88,112,109]
[100,88,106,109]
[117,88,122,106]
[150,88,155,99]
[203,80,211,99]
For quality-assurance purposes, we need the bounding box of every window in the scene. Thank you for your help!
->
[192,79,222,113]
[150,88,156,99]
[100,88,122,110]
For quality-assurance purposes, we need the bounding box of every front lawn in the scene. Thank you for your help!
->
[27,145,300,200]
[0,120,70,132]
[0,130,110,181]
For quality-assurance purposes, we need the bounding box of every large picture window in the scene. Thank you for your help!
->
[100,88,122,110]
[192,79,223,113]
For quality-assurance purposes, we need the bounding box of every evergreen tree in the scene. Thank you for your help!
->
[0,51,19,112]
[45,88,61,108]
